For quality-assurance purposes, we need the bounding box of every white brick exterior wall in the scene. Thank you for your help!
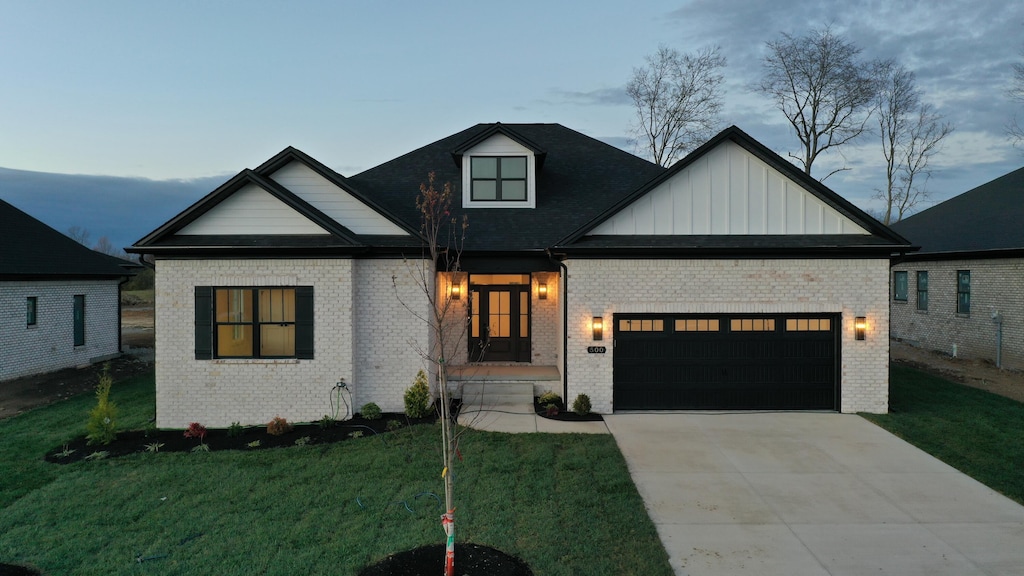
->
[1,280,121,381]
[565,258,891,414]
[891,258,1024,370]
[154,258,430,428]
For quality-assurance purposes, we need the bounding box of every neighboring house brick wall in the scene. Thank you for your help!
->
[891,258,1024,370]
[0,280,120,381]
[156,258,352,428]
[353,258,432,413]
[565,258,891,414]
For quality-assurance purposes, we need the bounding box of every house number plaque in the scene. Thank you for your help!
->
[587,346,607,354]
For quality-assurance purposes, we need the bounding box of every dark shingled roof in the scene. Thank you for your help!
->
[891,166,1024,256]
[347,123,666,252]
[0,198,136,279]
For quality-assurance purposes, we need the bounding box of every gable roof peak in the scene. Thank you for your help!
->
[450,123,548,167]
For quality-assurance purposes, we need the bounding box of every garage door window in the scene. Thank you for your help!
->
[785,318,831,331]
[619,318,664,332]
[674,318,720,332]
[730,318,775,331]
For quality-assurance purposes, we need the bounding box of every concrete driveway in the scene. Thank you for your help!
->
[605,412,1024,576]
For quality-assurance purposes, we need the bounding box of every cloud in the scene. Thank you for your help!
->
[0,168,223,253]
[549,86,631,106]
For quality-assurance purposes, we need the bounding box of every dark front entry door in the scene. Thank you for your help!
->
[469,285,531,362]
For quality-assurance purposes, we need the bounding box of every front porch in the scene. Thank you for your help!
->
[448,364,561,407]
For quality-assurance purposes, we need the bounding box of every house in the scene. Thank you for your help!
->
[128,124,911,428]
[890,166,1024,370]
[0,198,137,381]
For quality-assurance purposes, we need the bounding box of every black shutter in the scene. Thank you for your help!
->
[295,286,314,359]
[195,286,213,360]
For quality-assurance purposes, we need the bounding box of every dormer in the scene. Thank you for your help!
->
[452,124,546,209]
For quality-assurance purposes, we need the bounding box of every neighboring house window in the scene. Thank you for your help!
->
[893,271,908,301]
[916,271,928,311]
[194,286,314,360]
[73,295,85,346]
[957,270,971,315]
[26,297,38,326]
[471,156,527,201]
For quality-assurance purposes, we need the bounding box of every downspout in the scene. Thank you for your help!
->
[992,311,1004,369]
[547,250,569,403]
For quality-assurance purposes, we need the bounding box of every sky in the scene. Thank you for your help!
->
[1,0,1022,252]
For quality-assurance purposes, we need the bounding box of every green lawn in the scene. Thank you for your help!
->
[0,373,672,575]
[863,364,1024,505]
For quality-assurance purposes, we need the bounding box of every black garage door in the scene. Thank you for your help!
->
[613,314,839,411]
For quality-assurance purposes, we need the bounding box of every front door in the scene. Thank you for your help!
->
[469,285,531,362]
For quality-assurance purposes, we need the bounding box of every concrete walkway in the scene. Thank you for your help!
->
[458,403,609,434]
[605,412,1024,576]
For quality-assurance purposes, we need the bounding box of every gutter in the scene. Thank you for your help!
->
[547,249,569,404]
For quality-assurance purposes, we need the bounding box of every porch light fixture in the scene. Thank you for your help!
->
[855,316,867,341]
[538,283,548,300]
[592,316,603,341]
[450,283,461,300]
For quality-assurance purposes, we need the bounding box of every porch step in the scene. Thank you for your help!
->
[462,381,535,408]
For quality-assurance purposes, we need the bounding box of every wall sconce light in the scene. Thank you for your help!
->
[538,283,548,300]
[592,316,604,341]
[855,316,867,341]
[450,283,461,300]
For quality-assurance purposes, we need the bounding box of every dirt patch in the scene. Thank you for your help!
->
[891,339,1024,403]
[0,305,154,420]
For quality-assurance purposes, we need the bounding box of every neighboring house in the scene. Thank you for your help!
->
[890,166,1024,370]
[0,198,137,381]
[128,124,911,428]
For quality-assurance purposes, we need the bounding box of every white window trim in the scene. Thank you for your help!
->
[462,152,536,209]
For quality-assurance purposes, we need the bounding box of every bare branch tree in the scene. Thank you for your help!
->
[1008,46,1024,148]
[875,62,954,224]
[391,172,468,575]
[67,226,91,246]
[758,26,882,180]
[627,45,726,166]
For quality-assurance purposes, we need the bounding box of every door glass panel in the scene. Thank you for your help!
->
[471,291,480,337]
[488,291,511,337]
[520,291,529,337]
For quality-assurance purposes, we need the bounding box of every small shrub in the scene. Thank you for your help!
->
[267,416,293,436]
[227,422,244,437]
[318,415,336,429]
[294,436,311,446]
[247,440,261,448]
[349,431,364,439]
[84,451,109,461]
[404,370,432,419]
[538,390,562,408]
[191,444,211,453]
[572,394,592,415]
[360,403,382,420]
[55,445,76,459]
[144,442,165,453]
[86,365,118,445]
[544,403,559,417]
[386,419,402,431]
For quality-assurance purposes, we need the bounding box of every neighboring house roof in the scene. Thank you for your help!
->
[129,123,912,259]
[891,166,1024,259]
[0,198,137,280]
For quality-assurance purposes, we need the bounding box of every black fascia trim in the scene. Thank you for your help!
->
[133,245,371,258]
[554,245,905,259]
[450,123,548,169]
[897,247,1024,262]
[0,273,129,281]
[254,146,425,240]
[559,126,911,247]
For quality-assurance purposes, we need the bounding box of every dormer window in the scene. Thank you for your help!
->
[471,157,527,201]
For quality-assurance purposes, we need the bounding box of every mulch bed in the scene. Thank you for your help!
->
[0,565,41,576]
[359,543,533,576]
[45,403,458,465]
[533,400,603,422]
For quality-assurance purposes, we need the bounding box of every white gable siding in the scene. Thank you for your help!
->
[591,141,869,235]
[178,184,330,235]
[461,134,537,209]
[272,162,408,235]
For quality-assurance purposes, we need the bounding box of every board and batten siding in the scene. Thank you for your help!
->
[591,141,870,236]
[271,161,408,236]
[177,184,330,235]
